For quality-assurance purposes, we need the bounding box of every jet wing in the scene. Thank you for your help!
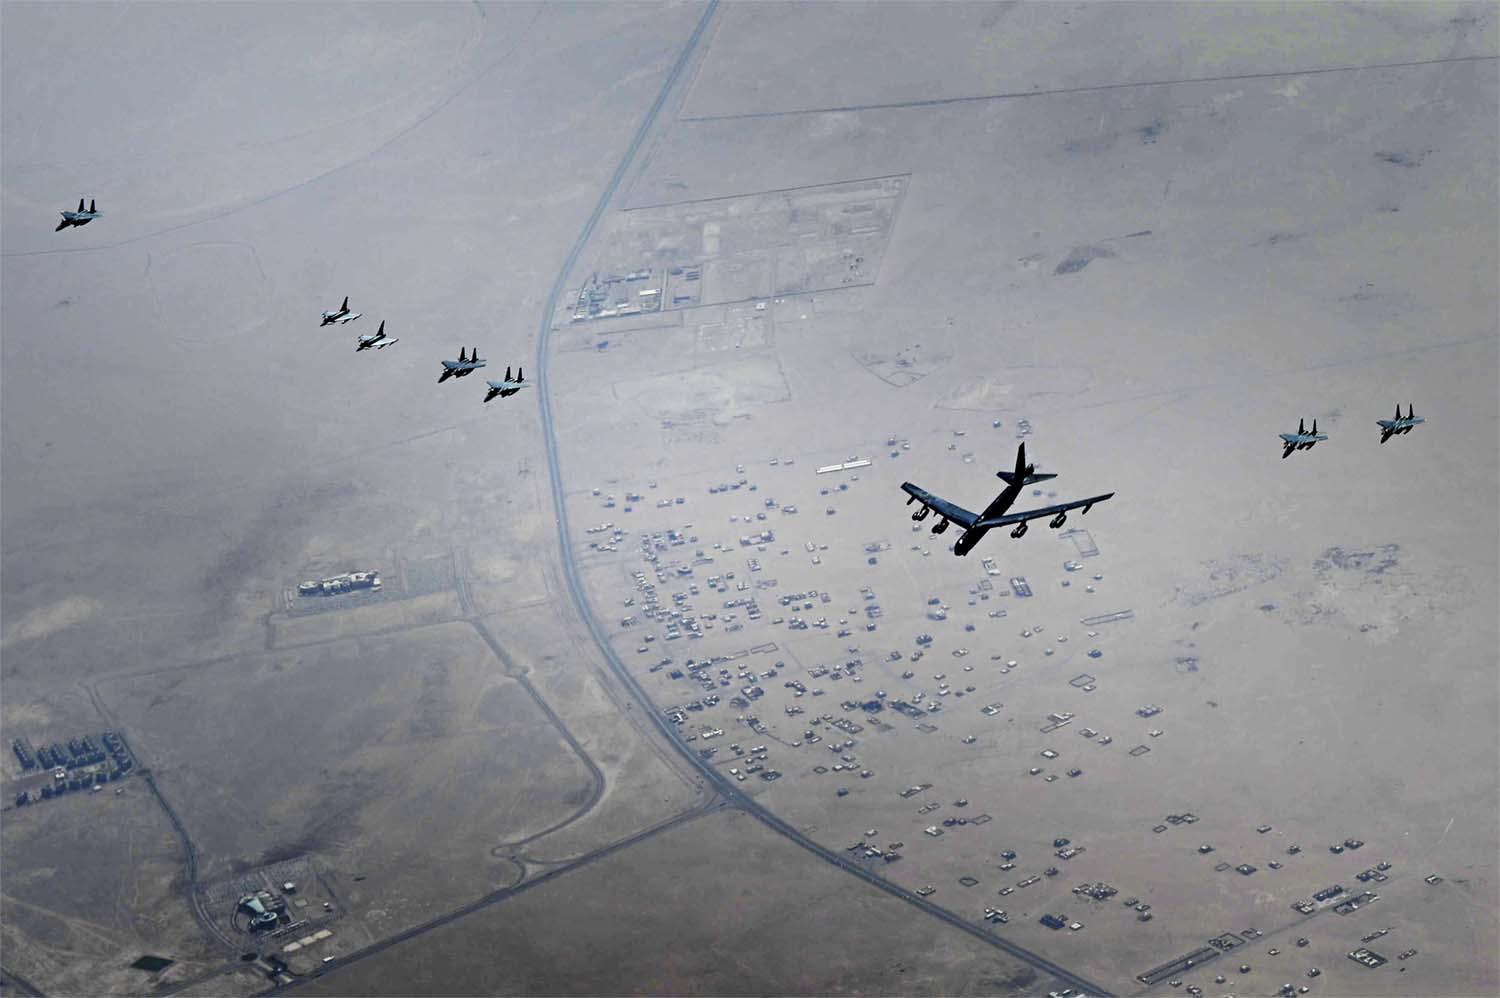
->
[974,492,1114,530]
[900,483,979,529]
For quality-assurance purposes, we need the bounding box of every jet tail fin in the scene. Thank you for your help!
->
[996,469,1058,485]
[994,443,1028,483]
[995,442,1056,485]
[88,199,96,213]
[505,366,512,381]
[341,295,349,311]
[77,198,84,212]
[517,367,523,382]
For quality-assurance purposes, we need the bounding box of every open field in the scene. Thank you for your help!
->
[0,785,221,996]
[298,807,1062,997]
[96,623,597,941]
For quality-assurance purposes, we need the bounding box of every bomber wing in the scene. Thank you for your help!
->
[900,483,979,529]
[974,492,1114,530]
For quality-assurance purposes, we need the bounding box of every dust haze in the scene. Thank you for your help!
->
[3,3,1496,996]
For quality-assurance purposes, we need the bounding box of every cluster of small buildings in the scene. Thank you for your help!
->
[614,453,1206,946]
[240,889,291,931]
[297,571,380,597]
[12,730,135,806]
[570,268,680,321]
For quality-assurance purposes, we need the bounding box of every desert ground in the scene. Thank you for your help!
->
[3,2,1495,996]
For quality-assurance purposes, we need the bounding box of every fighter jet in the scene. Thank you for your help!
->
[355,321,398,351]
[1376,404,1424,443]
[900,443,1115,557]
[55,198,101,231]
[483,367,531,402]
[1279,418,1327,459]
[321,296,361,326]
[439,347,486,383]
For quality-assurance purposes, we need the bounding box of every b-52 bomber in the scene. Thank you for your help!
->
[55,198,101,231]
[1377,404,1424,443]
[484,367,531,402]
[439,348,486,382]
[901,443,1115,556]
[321,296,361,326]
[355,321,398,351]
[1279,418,1327,459]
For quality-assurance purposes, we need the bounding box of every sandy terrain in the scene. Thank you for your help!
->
[3,1,1495,995]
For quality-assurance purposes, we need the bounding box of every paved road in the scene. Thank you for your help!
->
[0,964,45,997]
[264,802,723,995]
[529,3,1113,996]
[82,681,238,956]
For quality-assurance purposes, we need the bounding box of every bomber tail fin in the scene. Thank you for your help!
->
[996,442,1057,485]
[996,443,1029,484]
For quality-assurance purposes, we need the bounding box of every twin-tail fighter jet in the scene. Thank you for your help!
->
[321,296,361,326]
[439,348,486,383]
[1377,404,1424,443]
[55,198,101,231]
[356,321,398,351]
[484,367,531,403]
[1279,418,1327,459]
[900,443,1115,556]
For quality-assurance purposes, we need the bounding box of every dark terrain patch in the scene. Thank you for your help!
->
[1314,544,1400,576]
[1053,245,1116,276]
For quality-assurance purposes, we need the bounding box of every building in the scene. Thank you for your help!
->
[298,571,381,597]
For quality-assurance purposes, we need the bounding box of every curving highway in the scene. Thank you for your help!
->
[529,3,1112,995]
